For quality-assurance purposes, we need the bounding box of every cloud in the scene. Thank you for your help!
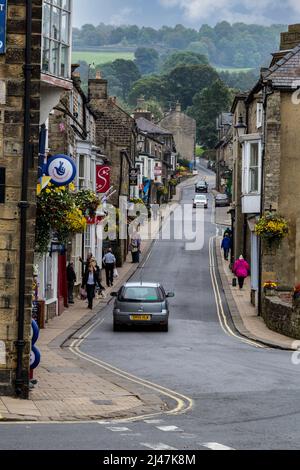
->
[159,0,298,24]
[109,7,133,26]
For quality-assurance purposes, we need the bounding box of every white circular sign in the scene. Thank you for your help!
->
[46,155,76,187]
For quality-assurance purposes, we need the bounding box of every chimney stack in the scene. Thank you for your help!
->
[175,101,181,113]
[88,69,108,106]
[280,24,300,50]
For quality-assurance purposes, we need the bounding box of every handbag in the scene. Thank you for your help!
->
[80,287,87,299]
[113,268,119,278]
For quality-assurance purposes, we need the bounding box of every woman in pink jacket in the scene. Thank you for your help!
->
[233,255,250,289]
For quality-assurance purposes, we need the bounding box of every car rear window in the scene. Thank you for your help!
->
[120,287,162,302]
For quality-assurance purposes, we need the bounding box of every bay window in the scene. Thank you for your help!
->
[42,0,72,79]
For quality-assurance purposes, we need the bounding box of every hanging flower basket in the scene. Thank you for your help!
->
[255,212,289,248]
[35,184,88,254]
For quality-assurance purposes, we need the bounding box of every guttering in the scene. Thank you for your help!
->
[15,0,33,398]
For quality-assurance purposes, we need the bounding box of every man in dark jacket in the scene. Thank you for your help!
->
[67,262,77,304]
[221,234,232,261]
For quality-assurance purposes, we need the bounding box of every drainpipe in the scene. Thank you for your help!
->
[258,81,274,316]
[15,0,33,398]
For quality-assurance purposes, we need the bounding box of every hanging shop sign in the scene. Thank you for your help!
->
[46,155,76,187]
[0,2,7,55]
[96,165,111,194]
[129,168,139,186]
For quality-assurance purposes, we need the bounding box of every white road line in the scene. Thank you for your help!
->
[144,419,164,424]
[141,443,178,451]
[201,442,235,451]
[209,236,266,349]
[156,425,181,432]
[107,427,131,432]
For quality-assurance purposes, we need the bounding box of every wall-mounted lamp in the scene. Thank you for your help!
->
[234,114,247,138]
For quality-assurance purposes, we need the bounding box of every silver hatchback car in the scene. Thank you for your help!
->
[111,282,175,332]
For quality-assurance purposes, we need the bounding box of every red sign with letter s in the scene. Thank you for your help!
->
[96,165,111,193]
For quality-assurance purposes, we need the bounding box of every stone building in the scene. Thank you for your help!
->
[215,113,233,194]
[36,67,105,318]
[0,0,73,397]
[0,1,43,397]
[88,72,138,264]
[159,102,196,164]
[229,24,300,336]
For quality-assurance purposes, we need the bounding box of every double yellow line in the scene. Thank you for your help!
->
[69,316,194,422]
[209,236,267,349]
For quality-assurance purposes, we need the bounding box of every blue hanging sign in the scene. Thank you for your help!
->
[46,154,76,187]
[0,1,7,55]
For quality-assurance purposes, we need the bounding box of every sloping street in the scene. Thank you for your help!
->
[1,166,300,450]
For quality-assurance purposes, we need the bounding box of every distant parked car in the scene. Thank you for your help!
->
[207,160,213,169]
[195,181,208,193]
[215,193,230,207]
[193,194,208,209]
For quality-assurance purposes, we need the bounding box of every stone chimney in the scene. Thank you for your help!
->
[133,96,152,121]
[280,24,300,50]
[175,101,181,113]
[136,96,146,111]
[88,69,108,106]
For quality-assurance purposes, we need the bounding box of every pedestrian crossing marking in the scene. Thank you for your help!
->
[156,425,181,432]
[141,443,178,450]
[202,442,235,451]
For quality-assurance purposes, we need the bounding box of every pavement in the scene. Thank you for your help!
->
[216,237,299,351]
[0,178,192,423]
[212,195,300,350]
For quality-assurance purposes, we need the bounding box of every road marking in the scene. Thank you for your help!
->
[107,427,131,432]
[156,425,181,432]
[144,419,164,424]
[141,443,178,451]
[202,442,235,451]
[68,302,194,424]
[209,236,267,349]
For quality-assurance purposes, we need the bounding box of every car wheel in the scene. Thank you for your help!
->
[113,322,123,332]
[160,323,169,332]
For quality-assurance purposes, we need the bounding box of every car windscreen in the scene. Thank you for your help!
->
[119,287,162,302]
[195,195,206,200]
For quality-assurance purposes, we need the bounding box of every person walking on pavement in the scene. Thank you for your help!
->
[221,234,232,261]
[103,248,116,287]
[151,202,159,222]
[233,255,250,290]
[129,231,141,264]
[83,264,100,309]
[66,262,77,304]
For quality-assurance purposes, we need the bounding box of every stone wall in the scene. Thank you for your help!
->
[263,296,300,339]
[0,0,42,395]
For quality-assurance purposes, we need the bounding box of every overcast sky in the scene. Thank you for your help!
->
[73,0,299,28]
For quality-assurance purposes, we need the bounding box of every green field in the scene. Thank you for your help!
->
[72,50,135,65]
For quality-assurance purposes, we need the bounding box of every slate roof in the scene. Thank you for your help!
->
[136,117,172,136]
[263,44,300,89]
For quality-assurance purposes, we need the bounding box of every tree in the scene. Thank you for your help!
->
[166,64,220,109]
[134,47,159,75]
[110,59,141,101]
[161,51,208,74]
[128,75,168,106]
[188,79,233,148]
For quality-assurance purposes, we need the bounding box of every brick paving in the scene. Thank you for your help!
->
[0,180,192,422]
[216,237,299,350]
